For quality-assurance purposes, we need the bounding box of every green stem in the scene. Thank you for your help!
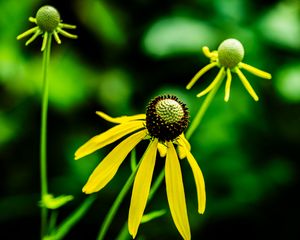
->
[40,33,52,238]
[49,196,96,240]
[185,77,224,140]
[116,223,130,240]
[97,163,140,240]
[148,169,165,201]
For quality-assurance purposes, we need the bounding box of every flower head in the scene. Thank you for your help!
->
[186,38,272,101]
[17,5,77,51]
[75,95,206,240]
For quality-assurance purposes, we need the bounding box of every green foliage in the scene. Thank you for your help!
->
[0,0,298,239]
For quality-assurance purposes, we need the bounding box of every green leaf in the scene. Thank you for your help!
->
[39,194,74,210]
[141,209,167,224]
[44,196,95,240]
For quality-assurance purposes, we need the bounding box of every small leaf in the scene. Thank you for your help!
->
[40,194,74,210]
[141,209,167,224]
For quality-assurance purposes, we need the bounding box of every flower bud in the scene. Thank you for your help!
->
[36,5,60,32]
[218,38,244,68]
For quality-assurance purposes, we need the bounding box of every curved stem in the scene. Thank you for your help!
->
[97,161,140,240]
[40,33,52,238]
[49,196,96,240]
[185,75,224,140]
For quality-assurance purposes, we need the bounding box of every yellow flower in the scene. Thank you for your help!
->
[17,5,77,51]
[75,95,206,240]
[186,38,272,101]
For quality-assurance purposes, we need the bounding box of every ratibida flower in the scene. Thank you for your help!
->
[186,38,272,101]
[75,95,206,240]
[17,5,77,51]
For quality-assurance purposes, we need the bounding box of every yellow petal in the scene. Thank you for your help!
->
[186,62,218,90]
[82,130,147,194]
[56,28,78,39]
[157,142,167,157]
[202,46,211,58]
[96,111,146,124]
[53,31,62,44]
[224,68,232,102]
[239,62,272,79]
[202,47,218,61]
[16,26,39,40]
[41,32,48,52]
[176,136,206,213]
[235,68,259,101]
[196,67,225,97]
[128,139,158,238]
[185,150,206,214]
[165,142,190,240]
[177,134,191,159]
[75,121,145,160]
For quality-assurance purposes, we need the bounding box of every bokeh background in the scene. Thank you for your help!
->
[1,0,299,239]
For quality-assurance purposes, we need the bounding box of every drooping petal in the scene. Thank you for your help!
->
[176,137,206,213]
[128,139,158,238]
[53,31,62,44]
[75,120,145,160]
[196,67,225,97]
[96,111,146,124]
[58,22,77,29]
[235,68,259,101]
[186,62,218,90]
[41,32,48,51]
[224,67,232,102]
[185,151,206,214]
[25,28,43,46]
[239,62,272,79]
[16,26,39,40]
[56,27,78,39]
[82,130,147,194]
[157,142,167,158]
[165,142,190,240]
[177,134,191,159]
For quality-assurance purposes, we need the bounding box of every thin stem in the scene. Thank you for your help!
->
[40,33,52,238]
[97,160,140,240]
[48,210,58,234]
[148,169,165,201]
[185,75,224,140]
[130,149,137,172]
[116,224,130,240]
[48,196,96,240]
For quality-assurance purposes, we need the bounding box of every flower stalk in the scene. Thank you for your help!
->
[186,76,224,140]
[40,32,52,237]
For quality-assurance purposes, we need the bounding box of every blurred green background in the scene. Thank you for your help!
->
[0,0,299,239]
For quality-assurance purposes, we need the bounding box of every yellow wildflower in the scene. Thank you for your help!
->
[186,38,272,101]
[75,95,206,240]
[17,5,77,51]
